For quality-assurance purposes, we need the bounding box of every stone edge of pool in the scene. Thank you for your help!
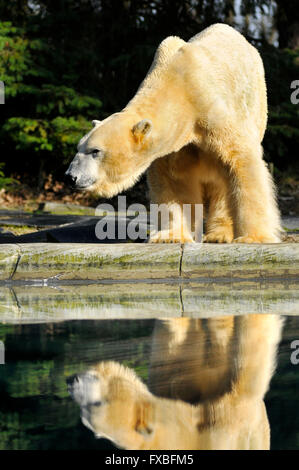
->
[0,242,298,281]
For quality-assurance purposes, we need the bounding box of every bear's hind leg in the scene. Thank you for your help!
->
[227,143,281,243]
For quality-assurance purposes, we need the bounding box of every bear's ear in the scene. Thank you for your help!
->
[134,400,155,438]
[92,120,101,127]
[132,119,152,143]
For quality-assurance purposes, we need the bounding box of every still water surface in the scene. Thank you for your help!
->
[1,313,299,450]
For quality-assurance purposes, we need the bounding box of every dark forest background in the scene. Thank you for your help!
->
[0,0,299,207]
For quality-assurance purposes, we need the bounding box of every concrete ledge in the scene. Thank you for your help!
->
[0,244,20,280]
[182,243,299,278]
[10,243,181,280]
[0,243,298,281]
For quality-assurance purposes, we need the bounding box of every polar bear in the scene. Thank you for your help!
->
[65,23,281,243]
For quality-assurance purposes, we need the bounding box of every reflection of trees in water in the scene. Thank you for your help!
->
[265,316,299,450]
[1,316,299,449]
[0,320,154,450]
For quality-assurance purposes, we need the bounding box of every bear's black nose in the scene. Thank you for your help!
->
[64,173,77,186]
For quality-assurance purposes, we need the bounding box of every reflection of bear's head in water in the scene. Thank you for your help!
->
[67,315,283,450]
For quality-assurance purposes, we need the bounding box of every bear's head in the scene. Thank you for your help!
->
[67,361,156,449]
[65,113,154,198]
[67,360,197,450]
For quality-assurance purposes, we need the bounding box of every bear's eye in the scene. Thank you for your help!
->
[91,149,100,158]
[87,148,104,159]
[90,401,102,407]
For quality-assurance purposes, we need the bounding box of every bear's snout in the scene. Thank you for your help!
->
[64,172,77,187]
[64,169,96,190]
[65,153,98,190]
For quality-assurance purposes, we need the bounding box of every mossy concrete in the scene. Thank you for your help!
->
[12,243,181,280]
[41,201,96,216]
[0,244,20,280]
[0,243,298,281]
[182,243,299,278]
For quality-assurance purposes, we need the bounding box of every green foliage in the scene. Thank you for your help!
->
[51,117,92,161]
[0,163,16,189]
[3,116,91,163]
[0,22,36,95]
[3,118,52,152]
[0,19,102,181]
[0,1,298,184]
[261,46,299,169]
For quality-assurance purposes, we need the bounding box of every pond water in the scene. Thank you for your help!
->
[0,309,299,450]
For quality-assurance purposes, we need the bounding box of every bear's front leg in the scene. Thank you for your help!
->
[228,144,281,243]
[147,155,202,243]
[149,217,194,244]
[149,198,196,243]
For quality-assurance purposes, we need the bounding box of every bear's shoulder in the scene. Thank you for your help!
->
[153,35,186,67]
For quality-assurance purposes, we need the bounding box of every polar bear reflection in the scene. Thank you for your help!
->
[67,315,282,450]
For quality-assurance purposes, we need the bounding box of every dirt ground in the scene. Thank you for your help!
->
[0,173,298,216]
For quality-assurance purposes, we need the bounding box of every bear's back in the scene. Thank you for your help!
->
[187,24,267,140]
[135,24,267,141]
